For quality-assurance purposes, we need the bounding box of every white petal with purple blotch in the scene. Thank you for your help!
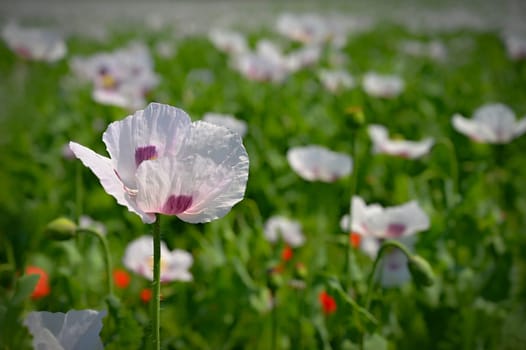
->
[69,141,155,223]
[102,103,192,189]
[135,121,248,223]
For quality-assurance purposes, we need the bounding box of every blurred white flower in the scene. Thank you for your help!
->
[348,196,429,239]
[399,39,447,61]
[2,22,66,62]
[233,51,289,83]
[203,113,247,137]
[368,124,434,159]
[78,215,107,235]
[71,42,159,109]
[123,235,193,282]
[276,13,331,45]
[264,216,305,247]
[155,40,176,58]
[318,69,355,93]
[208,28,248,55]
[286,45,322,71]
[70,103,249,224]
[287,145,352,182]
[377,237,415,287]
[340,200,422,287]
[452,103,526,143]
[362,72,404,98]
[503,34,526,60]
[24,309,106,350]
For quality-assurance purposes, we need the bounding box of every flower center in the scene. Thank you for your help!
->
[162,195,193,215]
[147,256,168,275]
[386,223,406,237]
[135,145,158,167]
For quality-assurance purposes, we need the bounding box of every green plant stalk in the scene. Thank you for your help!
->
[152,216,161,350]
[437,137,459,207]
[364,240,412,310]
[271,295,277,350]
[75,162,83,223]
[345,127,358,289]
[76,228,114,297]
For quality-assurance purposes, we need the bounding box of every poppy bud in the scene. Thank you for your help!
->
[407,255,435,287]
[345,106,366,128]
[44,217,77,241]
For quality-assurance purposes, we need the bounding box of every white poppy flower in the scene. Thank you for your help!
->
[24,309,106,350]
[368,124,434,159]
[71,42,159,109]
[503,35,526,60]
[155,40,176,58]
[378,236,415,287]
[318,69,355,93]
[2,22,66,62]
[399,39,447,61]
[232,51,289,83]
[264,216,305,247]
[340,212,416,287]
[123,235,193,282]
[78,215,107,235]
[285,45,322,71]
[362,72,404,98]
[349,196,429,239]
[452,103,526,144]
[276,13,331,45]
[69,102,249,224]
[203,113,247,137]
[208,28,248,55]
[287,145,352,182]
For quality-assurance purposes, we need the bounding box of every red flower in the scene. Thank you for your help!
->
[318,291,337,315]
[349,232,362,248]
[140,288,153,303]
[25,266,50,299]
[113,268,131,289]
[281,245,293,262]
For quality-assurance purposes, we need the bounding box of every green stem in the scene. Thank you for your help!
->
[271,295,277,350]
[76,228,114,296]
[364,240,412,310]
[437,137,459,206]
[75,162,83,222]
[345,127,358,288]
[152,216,161,350]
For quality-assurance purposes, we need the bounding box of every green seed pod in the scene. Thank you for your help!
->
[407,255,435,287]
[44,217,77,241]
[345,106,366,128]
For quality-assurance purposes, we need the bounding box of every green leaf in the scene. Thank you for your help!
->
[327,278,378,327]
[11,274,39,305]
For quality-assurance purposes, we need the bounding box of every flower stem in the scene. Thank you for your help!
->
[75,162,83,222]
[76,228,114,296]
[152,216,161,350]
[345,121,359,290]
[271,296,277,350]
[437,137,459,207]
[364,240,412,310]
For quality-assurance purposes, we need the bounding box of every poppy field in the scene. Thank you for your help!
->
[1,9,526,350]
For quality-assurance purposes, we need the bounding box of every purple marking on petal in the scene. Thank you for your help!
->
[161,195,193,215]
[135,145,158,167]
[386,223,406,237]
[387,260,402,270]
